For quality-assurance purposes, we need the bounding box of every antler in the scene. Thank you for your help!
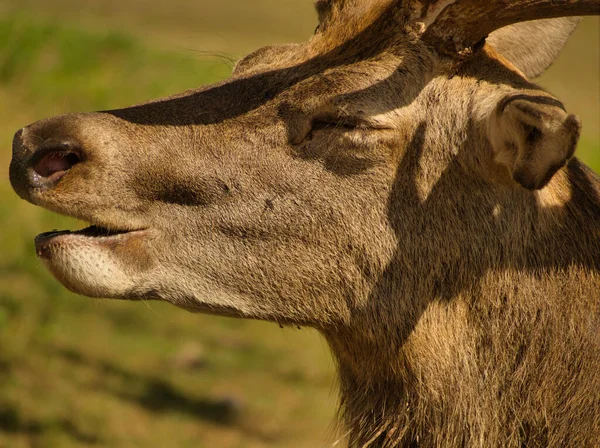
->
[407,0,600,58]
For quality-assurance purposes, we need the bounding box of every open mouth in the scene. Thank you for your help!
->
[35,224,146,257]
[36,224,133,241]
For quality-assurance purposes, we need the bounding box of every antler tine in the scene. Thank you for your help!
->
[408,0,600,58]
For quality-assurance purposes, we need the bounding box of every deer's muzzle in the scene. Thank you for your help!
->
[10,123,83,201]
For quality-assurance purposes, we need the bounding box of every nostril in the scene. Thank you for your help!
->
[28,139,83,183]
[33,150,81,179]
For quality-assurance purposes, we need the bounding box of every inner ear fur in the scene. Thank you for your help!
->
[487,93,581,191]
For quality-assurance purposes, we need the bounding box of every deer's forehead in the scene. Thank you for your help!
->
[234,41,417,106]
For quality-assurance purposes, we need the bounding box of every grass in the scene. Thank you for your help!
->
[0,7,598,448]
[0,0,318,55]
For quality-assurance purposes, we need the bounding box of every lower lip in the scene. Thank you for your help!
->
[34,230,147,259]
[35,230,72,245]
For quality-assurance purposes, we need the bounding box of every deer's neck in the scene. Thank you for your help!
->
[325,294,478,447]
[325,268,599,448]
[323,160,600,446]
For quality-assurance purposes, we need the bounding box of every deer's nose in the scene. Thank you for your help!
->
[9,123,84,200]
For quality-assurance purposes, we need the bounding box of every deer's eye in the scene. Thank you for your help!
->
[311,116,367,132]
[289,114,384,146]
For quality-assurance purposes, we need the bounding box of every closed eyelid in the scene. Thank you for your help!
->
[312,115,366,129]
[311,113,392,131]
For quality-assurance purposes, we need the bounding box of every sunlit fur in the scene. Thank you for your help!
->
[9,1,599,446]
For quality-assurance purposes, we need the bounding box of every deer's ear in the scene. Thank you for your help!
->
[315,0,333,22]
[488,94,581,191]
[487,17,579,79]
[314,0,374,34]
[315,0,335,33]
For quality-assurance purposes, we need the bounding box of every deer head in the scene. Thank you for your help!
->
[9,1,600,444]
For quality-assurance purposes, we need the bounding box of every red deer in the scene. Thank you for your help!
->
[9,1,600,446]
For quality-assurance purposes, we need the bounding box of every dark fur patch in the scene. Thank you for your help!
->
[499,94,566,113]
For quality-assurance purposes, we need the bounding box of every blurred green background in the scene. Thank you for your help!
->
[0,1,597,447]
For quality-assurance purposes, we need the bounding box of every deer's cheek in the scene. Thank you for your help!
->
[294,132,392,176]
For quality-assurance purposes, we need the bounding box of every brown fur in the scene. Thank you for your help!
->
[9,1,600,446]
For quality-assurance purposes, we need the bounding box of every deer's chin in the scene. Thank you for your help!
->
[34,227,150,298]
